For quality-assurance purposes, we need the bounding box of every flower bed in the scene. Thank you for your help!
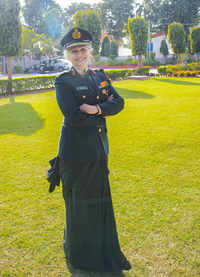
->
[158,63,200,77]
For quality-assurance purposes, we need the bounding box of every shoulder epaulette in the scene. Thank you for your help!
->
[56,67,72,78]
[90,68,97,75]
[99,68,111,83]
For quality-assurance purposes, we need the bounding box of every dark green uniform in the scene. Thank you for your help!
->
[55,67,131,273]
[55,67,124,162]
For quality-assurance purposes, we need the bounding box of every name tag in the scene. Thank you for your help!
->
[76,86,88,91]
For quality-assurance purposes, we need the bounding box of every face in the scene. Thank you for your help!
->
[69,45,90,70]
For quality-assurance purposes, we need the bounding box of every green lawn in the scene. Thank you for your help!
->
[0,77,200,277]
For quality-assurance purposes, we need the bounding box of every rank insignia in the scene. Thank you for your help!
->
[102,89,108,95]
[100,81,107,88]
[72,29,81,39]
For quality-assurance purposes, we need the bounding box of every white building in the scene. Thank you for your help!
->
[151,32,173,61]
[117,33,173,62]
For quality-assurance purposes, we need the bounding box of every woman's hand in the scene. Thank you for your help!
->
[80,104,98,114]
[80,95,113,114]
[108,94,114,101]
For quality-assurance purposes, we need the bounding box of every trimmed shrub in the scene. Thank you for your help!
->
[101,35,110,57]
[158,66,167,75]
[13,65,23,73]
[110,41,118,58]
[189,27,200,62]
[143,58,160,66]
[105,69,136,80]
[135,66,150,75]
[95,58,138,66]
[187,63,200,71]
[160,40,169,58]
[124,58,138,65]
[128,17,148,66]
[168,22,186,63]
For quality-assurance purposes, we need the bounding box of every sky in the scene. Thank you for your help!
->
[20,0,103,8]
[20,0,141,9]
[56,0,102,8]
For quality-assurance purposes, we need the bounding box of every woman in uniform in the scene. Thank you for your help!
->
[55,27,131,274]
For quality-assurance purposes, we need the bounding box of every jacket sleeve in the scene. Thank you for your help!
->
[55,75,105,127]
[98,85,124,116]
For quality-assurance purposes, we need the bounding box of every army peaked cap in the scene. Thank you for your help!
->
[61,27,93,49]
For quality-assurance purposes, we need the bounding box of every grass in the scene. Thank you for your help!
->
[0,77,200,276]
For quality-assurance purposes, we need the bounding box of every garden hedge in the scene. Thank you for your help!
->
[0,75,56,95]
[0,69,140,95]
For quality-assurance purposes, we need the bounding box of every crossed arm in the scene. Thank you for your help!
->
[55,76,124,127]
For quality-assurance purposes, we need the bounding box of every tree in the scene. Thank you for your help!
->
[21,25,56,59]
[44,6,62,39]
[63,3,92,32]
[101,36,110,57]
[168,22,186,63]
[0,0,22,94]
[23,0,46,34]
[136,0,163,32]
[137,0,200,36]
[189,27,200,63]
[110,41,119,58]
[158,0,200,35]
[128,17,148,66]
[160,40,169,62]
[23,0,62,38]
[21,26,42,52]
[100,0,135,39]
[74,9,102,55]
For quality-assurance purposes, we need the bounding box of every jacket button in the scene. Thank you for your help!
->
[98,128,102,132]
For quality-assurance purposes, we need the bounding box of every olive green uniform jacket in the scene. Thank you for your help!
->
[55,68,124,162]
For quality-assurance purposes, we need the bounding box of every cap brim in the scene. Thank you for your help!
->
[66,41,91,49]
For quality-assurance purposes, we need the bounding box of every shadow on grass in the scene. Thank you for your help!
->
[0,101,45,136]
[117,88,154,99]
[153,78,200,86]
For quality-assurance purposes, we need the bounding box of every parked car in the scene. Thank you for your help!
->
[24,64,40,73]
[39,58,71,73]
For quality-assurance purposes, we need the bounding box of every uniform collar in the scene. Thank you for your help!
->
[72,66,89,76]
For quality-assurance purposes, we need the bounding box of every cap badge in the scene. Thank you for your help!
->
[72,29,81,39]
